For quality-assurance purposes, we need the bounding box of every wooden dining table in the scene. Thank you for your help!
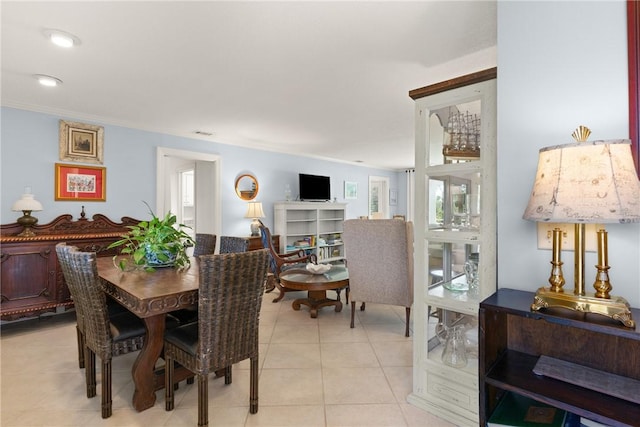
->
[97,256,199,412]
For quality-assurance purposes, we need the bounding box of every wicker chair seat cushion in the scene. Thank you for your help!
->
[106,297,129,316]
[171,309,198,325]
[108,312,146,341]
[165,322,199,356]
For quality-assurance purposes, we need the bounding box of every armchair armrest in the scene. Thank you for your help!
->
[279,249,306,259]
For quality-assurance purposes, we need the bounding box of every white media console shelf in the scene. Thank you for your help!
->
[273,201,347,264]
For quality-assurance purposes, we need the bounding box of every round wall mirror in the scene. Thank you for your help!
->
[235,174,259,200]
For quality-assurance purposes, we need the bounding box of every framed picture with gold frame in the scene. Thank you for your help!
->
[55,163,106,201]
[59,120,104,164]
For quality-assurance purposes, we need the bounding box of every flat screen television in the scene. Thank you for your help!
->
[299,173,331,201]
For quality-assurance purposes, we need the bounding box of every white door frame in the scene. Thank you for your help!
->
[156,147,221,238]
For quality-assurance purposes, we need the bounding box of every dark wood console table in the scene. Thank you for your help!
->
[1,213,139,320]
[480,288,640,427]
[244,234,279,252]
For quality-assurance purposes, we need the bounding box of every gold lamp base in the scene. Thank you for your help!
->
[531,287,635,328]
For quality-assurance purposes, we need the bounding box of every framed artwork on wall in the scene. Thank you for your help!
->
[344,181,358,199]
[629,0,639,175]
[389,188,398,206]
[55,163,106,201]
[59,120,104,164]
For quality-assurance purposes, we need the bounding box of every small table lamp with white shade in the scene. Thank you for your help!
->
[523,126,640,327]
[245,201,265,236]
[11,188,44,237]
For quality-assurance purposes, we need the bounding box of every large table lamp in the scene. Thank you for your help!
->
[245,201,265,236]
[523,126,640,327]
[11,189,44,237]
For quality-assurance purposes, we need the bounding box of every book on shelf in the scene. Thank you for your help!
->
[488,392,567,427]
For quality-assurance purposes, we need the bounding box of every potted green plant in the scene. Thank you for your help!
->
[108,203,195,271]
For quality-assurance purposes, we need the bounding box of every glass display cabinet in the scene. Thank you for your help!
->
[407,68,497,427]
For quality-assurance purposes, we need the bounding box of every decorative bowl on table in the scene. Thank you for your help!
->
[306,263,332,275]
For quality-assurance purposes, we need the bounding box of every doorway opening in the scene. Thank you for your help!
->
[156,147,221,243]
[368,176,390,219]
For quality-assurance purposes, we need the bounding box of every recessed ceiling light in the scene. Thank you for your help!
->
[43,29,81,48]
[34,74,63,87]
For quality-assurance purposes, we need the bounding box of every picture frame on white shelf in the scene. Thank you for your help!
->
[344,181,357,199]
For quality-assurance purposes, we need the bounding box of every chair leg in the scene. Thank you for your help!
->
[405,307,411,337]
[224,365,232,385]
[265,274,275,293]
[360,302,366,311]
[249,356,258,414]
[350,301,356,328]
[165,354,174,411]
[345,286,350,304]
[101,359,112,418]
[76,327,85,369]
[272,280,287,303]
[198,374,209,427]
[85,347,96,398]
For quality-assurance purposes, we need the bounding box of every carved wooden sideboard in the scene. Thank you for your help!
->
[1,213,139,320]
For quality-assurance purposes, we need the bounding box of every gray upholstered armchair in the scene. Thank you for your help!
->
[342,218,414,337]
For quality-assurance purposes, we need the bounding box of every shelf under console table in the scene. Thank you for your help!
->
[479,288,640,427]
[1,213,140,320]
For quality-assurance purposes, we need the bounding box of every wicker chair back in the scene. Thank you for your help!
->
[55,243,146,418]
[164,249,270,426]
[219,236,249,253]
[193,233,217,257]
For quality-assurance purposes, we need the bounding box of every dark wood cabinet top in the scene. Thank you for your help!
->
[481,288,640,336]
[1,213,139,242]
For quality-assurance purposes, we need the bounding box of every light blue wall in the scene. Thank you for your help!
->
[1,107,405,235]
[497,1,640,306]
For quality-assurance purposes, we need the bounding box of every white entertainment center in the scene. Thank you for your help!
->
[273,201,347,264]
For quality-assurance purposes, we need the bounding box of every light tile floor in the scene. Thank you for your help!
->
[1,290,457,427]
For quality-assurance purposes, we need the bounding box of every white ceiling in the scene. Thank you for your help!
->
[1,1,496,170]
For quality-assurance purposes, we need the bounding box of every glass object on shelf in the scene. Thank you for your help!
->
[464,252,480,293]
[429,242,480,292]
[427,178,445,228]
[451,189,468,228]
[429,309,476,367]
[441,325,468,368]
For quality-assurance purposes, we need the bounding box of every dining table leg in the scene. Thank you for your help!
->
[131,313,165,411]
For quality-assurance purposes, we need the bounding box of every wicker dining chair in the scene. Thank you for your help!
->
[164,249,270,427]
[172,233,218,325]
[219,236,249,254]
[75,295,129,369]
[56,243,147,419]
[193,233,217,257]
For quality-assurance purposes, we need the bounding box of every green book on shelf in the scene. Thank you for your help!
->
[488,392,567,427]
